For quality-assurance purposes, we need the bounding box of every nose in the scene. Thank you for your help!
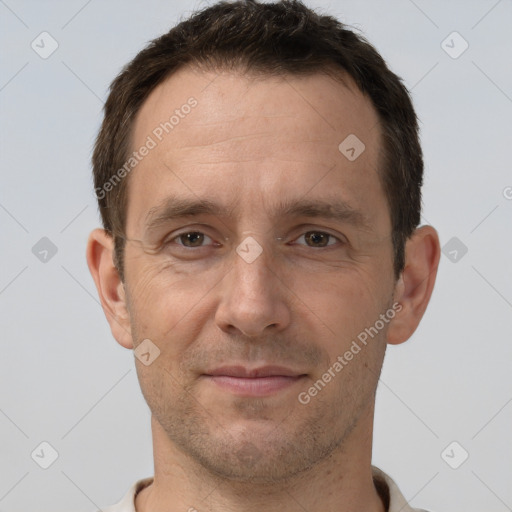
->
[214,238,291,338]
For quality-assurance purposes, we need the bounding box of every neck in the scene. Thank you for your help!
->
[135,405,385,512]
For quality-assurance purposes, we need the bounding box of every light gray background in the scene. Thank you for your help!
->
[1,0,511,511]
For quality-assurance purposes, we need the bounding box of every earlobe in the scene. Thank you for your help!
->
[86,228,134,349]
[387,225,440,345]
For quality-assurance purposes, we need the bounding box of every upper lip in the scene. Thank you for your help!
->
[205,365,305,378]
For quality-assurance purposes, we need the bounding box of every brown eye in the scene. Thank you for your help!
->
[175,232,209,247]
[298,231,338,248]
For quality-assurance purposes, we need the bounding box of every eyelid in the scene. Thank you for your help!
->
[166,229,217,247]
[166,226,345,248]
[291,230,344,247]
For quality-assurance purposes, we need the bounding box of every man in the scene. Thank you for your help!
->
[86,0,440,510]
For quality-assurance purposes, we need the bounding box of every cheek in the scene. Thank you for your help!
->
[125,257,216,356]
[297,267,392,356]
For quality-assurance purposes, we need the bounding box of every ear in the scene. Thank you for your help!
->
[86,228,133,349]
[387,225,440,345]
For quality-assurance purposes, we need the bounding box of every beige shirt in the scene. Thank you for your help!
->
[99,466,430,512]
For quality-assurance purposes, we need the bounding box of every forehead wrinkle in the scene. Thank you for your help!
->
[144,195,241,232]
[267,196,374,233]
[143,192,375,235]
[174,130,277,151]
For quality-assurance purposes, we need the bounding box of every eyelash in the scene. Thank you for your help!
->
[165,229,344,250]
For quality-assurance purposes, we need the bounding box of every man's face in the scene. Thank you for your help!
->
[122,66,398,482]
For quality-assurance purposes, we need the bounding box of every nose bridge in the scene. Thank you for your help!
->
[234,235,274,295]
[215,233,290,337]
[231,231,279,301]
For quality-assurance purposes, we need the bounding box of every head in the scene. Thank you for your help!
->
[87,0,439,483]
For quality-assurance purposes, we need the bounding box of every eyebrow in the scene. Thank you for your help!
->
[144,195,373,233]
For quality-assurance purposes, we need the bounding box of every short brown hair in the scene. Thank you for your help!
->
[92,0,423,281]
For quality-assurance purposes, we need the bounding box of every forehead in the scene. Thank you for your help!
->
[133,64,380,150]
[127,64,387,235]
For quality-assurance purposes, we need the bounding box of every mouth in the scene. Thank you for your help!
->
[202,365,308,397]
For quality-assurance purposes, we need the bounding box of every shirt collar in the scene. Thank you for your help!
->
[105,466,422,512]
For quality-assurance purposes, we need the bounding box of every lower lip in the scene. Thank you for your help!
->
[204,375,305,396]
